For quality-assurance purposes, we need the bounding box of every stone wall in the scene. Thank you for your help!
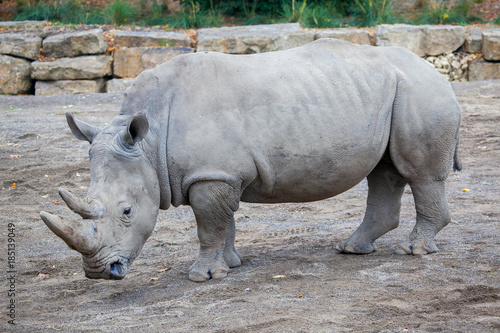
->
[0,21,499,95]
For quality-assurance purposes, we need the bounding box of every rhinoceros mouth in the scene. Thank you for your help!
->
[83,255,131,280]
[109,261,127,280]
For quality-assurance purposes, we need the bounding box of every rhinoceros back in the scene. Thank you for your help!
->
[145,39,407,205]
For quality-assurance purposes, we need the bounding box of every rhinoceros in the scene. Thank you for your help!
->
[40,38,461,282]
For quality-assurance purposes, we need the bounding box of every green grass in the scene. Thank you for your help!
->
[14,0,87,23]
[102,0,137,26]
[494,14,500,25]
[9,0,499,28]
[164,0,222,29]
[300,4,345,28]
[415,0,485,25]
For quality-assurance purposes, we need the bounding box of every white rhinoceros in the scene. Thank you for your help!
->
[40,39,461,282]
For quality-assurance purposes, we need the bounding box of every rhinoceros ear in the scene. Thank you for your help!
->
[66,113,99,143]
[123,113,149,145]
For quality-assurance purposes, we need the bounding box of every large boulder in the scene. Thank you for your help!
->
[0,33,42,60]
[376,24,424,55]
[376,24,465,57]
[482,31,500,61]
[315,28,372,45]
[35,78,105,95]
[468,59,500,81]
[43,29,108,58]
[113,30,193,48]
[424,25,465,56]
[31,55,112,80]
[0,20,47,29]
[197,23,315,54]
[0,55,32,94]
[105,78,134,93]
[113,46,194,78]
[464,27,484,53]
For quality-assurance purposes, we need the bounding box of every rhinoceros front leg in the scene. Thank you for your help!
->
[337,160,407,254]
[188,181,241,282]
[395,180,451,255]
[224,217,243,267]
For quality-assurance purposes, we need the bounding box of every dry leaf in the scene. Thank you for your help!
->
[149,277,159,281]
[9,154,21,158]
[157,267,171,273]
[37,273,49,278]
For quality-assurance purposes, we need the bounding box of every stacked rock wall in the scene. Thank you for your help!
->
[469,31,500,80]
[108,30,194,92]
[377,24,500,82]
[0,21,44,94]
[32,29,112,95]
[0,21,499,95]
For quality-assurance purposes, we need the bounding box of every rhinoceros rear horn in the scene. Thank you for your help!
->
[40,211,97,254]
[59,188,103,220]
[66,113,99,143]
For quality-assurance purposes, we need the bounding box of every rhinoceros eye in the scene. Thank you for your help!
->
[123,207,132,215]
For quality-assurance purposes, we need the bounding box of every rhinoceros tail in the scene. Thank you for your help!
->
[453,139,462,172]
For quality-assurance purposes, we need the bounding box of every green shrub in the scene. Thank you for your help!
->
[281,0,308,23]
[14,0,86,23]
[415,0,483,25]
[139,0,171,26]
[167,0,221,29]
[203,0,283,18]
[300,3,345,28]
[349,0,402,26]
[448,0,484,24]
[102,0,137,26]
[12,0,492,28]
[242,13,278,25]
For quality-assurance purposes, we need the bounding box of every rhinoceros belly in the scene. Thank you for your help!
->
[238,102,392,203]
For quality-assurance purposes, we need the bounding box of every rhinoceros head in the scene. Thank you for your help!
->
[40,112,161,280]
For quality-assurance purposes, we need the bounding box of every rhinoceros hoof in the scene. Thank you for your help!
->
[224,247,243,268]
[395,238,438,255]
[189,259,230,282]
[336,240,377,254]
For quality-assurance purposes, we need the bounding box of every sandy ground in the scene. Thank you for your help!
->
[0,80,499,332]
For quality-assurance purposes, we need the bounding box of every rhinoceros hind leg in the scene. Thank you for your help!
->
[188,181,240,282]
[337,159,407,254]
[395,180,450,255]
[395,238,439,255]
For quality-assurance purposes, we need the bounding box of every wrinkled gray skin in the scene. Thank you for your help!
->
[40,39,462,282]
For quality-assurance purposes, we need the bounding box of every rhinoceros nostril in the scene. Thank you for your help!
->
[109,262,126,280]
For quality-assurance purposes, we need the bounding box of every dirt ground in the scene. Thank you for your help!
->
[0,79,499,332]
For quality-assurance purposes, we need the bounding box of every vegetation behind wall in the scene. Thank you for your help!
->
[1,0,498,28]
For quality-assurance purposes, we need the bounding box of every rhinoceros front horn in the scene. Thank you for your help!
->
[58,188,103,220]
[40,211,97,255]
